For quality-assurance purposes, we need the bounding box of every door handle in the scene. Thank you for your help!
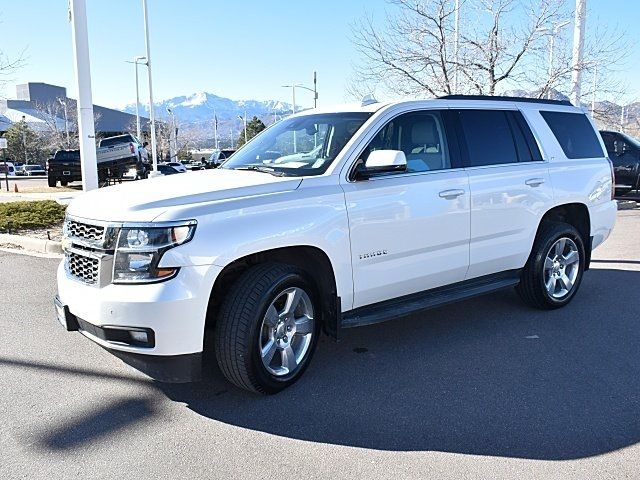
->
[525,178,545,187]
[439,189,466,199]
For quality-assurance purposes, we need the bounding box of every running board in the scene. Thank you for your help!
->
[341,270,521,329]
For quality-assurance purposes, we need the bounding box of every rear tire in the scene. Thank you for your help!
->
[516,222,585,310]
[214,262,320,394]
[60,180,68,187]
[47,176,57,188]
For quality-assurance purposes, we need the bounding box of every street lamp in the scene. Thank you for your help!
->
[142,0,159,175]
[126,55,147,140]
[21,115,27,165]
[237,113,248,146]
[540,20,570,99]
[167,107,177,161]
[57,98,70,148]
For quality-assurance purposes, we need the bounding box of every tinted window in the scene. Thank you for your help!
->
[361,110,451,174]
[100,136,132,147]
[600,132,616,153]
[540,111,604,159]
[457,110,519,166]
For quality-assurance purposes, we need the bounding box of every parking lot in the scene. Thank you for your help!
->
[1,209,639,479]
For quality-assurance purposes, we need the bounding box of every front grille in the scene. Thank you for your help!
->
[67,220,105,242]
[66,251,100,285]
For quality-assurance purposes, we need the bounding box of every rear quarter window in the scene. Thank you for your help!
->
[540,111,604,159]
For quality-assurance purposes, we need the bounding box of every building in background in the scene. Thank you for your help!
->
[0,82,149,137]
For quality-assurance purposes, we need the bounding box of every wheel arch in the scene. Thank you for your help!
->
[204,245,341,349]
[536,202,591,269]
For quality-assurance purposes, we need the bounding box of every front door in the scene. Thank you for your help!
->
[341,109,471,309]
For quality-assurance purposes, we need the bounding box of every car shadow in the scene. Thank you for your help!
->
[159,268,640,460]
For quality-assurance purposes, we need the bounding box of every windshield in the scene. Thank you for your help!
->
[221,112,371,176]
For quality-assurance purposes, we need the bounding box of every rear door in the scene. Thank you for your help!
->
[453,108,553,279]
[342,109,471,308]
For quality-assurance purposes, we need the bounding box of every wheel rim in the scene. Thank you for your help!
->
[544,237,580,299]
[258,287,315,377]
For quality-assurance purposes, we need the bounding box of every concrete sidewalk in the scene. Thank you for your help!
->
[0,191,80,205]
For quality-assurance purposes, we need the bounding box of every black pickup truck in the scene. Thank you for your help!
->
[600,130,640,196]
[47,146,145,187]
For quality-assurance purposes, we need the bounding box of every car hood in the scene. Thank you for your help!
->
[66,169,303,222]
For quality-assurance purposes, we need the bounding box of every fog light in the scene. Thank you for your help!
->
[130,331,148,343]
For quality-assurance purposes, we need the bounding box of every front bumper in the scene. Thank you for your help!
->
[56,261,223,381]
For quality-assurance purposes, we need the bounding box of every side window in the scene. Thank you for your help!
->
[540,111,604,159]
[600,132,615,153]
[457,110,519,167]
[361,110,452,174]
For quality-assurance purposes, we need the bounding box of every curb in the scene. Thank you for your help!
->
[617,200,638,210]
[0,233,63,254]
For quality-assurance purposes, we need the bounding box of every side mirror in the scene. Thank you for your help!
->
[355,150,407,180]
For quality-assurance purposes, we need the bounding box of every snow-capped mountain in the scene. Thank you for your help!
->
[122,91,294,125]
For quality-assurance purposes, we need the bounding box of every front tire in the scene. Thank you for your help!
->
[214,263,320,394]
[516,222,585,310]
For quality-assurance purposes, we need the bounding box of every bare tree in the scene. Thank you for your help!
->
[349,0,630,107]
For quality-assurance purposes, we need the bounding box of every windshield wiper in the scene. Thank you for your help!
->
[233,166,288,177]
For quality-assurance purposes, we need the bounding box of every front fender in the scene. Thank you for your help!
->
[157,179,354,310]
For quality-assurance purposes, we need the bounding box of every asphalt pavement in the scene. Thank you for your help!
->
[1,210,639,479]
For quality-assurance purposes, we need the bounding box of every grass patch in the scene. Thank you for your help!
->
[0,200,66,232]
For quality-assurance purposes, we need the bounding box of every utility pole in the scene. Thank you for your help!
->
[69,0,99,191]
[570,0,587,106]
[142,0,159,175]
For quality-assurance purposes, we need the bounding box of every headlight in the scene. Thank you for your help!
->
[112,222,196,284]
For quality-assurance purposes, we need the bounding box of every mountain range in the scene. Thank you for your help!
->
[122,91,295,127]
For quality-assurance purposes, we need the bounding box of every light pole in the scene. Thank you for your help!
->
[68,0,99,191]
[541,21,570,99]
[167,107,177,161]
[21,115,27,165]
[126,56,147,140]
[591,63,598,117]
[57,98,70,148]
[238,113,247,145]
[142,0,159,175]
[570,0,587,106]
[454,0,460,93]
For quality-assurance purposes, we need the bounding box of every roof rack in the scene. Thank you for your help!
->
[439,95,573,106]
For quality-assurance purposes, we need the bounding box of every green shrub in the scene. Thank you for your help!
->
[0,200,66,232]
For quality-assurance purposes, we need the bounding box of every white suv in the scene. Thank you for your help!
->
[55,96,617,394]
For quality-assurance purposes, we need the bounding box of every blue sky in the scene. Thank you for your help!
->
[1,1,639,109]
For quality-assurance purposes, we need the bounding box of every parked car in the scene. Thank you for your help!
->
[599,130,640,196]
[158,164,183,175]
[48,134,145,187]
[163,161,187,173]
[56,96,616,395]
[21,164,47,176]
[0,161,17,177]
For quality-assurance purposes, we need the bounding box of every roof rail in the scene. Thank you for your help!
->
[439,94,573,106]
